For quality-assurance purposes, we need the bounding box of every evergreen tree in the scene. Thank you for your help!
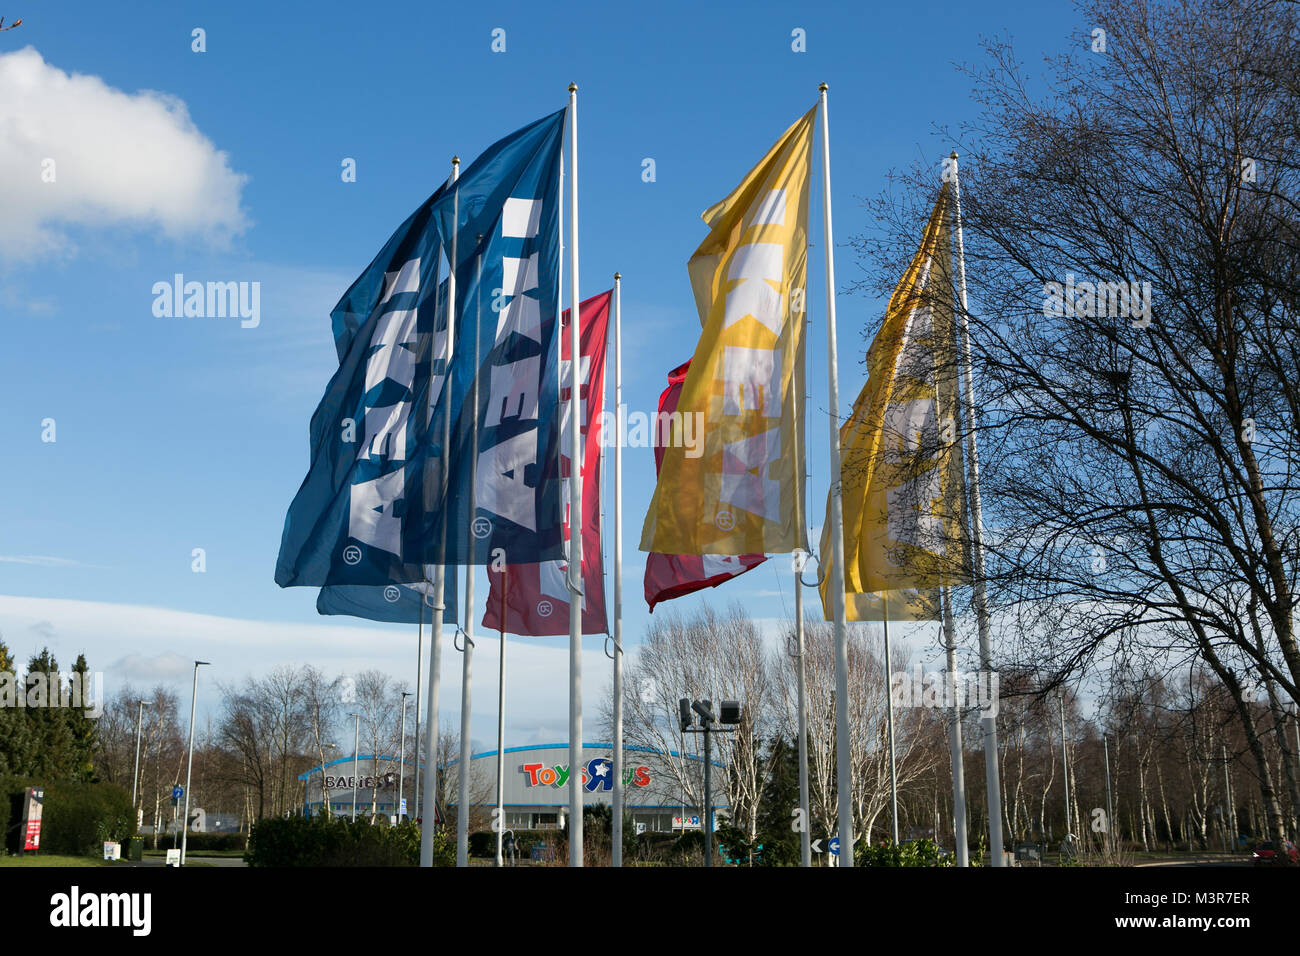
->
[752,737,801,866]
[0,637,21,775]
[67,654,98,782]
[24,649,74,779]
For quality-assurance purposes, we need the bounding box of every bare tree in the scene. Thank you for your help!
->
[615,604,775,843]
[851,0,1300,854]
[352,669,403,818]
[301,665,341,816]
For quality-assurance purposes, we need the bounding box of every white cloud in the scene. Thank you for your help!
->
[0,594,608,744]
[0,554,88,567]
[0,47,248,260]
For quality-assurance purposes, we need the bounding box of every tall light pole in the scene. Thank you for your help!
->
[1103,734,1115,854]
[350,713,361,822]
[1059,693,1071,842]
[131,699,150,815]
[679,698,742,867]
[1222,743,1235,852]
[399,693,412,822]
[1292,703,1300,830]
[180,661,209,867]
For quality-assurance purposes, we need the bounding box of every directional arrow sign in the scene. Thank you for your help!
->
[811,838,823,853]
[828,837,841,857]
[172,786,184,801]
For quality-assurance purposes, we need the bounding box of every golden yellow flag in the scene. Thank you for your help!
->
[820,184,970,622]
[640,107,815,556]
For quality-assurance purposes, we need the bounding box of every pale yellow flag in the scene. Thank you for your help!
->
[640,107,815,556]
[820,185,970,622]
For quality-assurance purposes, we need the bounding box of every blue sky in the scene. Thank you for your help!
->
[0,1,1080,741]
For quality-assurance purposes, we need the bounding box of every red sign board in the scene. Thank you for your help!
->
[22,788,44,853]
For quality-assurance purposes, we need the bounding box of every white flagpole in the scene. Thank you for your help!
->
[882,595,899,845]
[612,271,625,867]
[949,150,1006,866]
[456,243,484,867]
[790,278,811,868]
[494,570,507,866]
[794,562,811,867]
[565,82,584,868]
[941,586,969,866]
[414,603,423,820]
[420,155,460,868]
[818,82,854,868]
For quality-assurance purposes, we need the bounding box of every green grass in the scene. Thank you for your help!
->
[0,854,115,867]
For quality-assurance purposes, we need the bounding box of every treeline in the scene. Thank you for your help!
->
[94,664,485,839]
[846,0,1300,857]
[0,637,136,855]
[0,639,97,781]
[613,605,1298,863]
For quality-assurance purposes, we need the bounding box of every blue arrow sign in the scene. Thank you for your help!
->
[828,837,840,856]
[172,786,184,801]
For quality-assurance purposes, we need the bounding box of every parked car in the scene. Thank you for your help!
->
[1251,840,1298,865]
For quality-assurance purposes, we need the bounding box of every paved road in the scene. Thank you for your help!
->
[131,856,247,868]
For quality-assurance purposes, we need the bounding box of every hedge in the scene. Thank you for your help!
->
[468,828,559,858]
[2,776,135,857]
[245,816,453,867]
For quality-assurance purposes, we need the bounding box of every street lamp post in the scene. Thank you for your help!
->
[181,661,210,867]
[399,693,412,822]
[1103,734,1115,855]
[679,698,743,867]
[131,699,150,816]
[350,713,361,822]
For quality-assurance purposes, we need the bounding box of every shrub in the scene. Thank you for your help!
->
[245,816,453,867]
[1,776,134,856]
[856,837,955,867]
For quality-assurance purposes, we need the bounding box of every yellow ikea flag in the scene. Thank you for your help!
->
[640,107,815,556]
[820,184,970,621]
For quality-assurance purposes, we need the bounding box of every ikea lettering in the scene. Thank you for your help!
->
[477,197,545,533]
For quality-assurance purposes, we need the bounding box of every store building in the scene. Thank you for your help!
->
[299,741,726,833]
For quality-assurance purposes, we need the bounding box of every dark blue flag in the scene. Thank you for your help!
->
[403,109,567,567]
[275,183,452,587]
[316,568,458,625]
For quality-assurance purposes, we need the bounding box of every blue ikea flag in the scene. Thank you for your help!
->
[403,108,567,567]
[275,182,453,588]
[316,568,458,625]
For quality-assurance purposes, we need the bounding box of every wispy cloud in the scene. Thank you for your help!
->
[0,555,93,568]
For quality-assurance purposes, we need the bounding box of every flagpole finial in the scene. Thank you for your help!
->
[452,155,460,166]
[818,82,828,92]
[950,151,959,159]
[568,82,578,93]
[614,271,621,281]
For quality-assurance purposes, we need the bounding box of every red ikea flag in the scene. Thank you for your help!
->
[644,360,766,612]
[482,291,610,635]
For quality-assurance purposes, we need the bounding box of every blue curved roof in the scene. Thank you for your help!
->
[297,741,722,780]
